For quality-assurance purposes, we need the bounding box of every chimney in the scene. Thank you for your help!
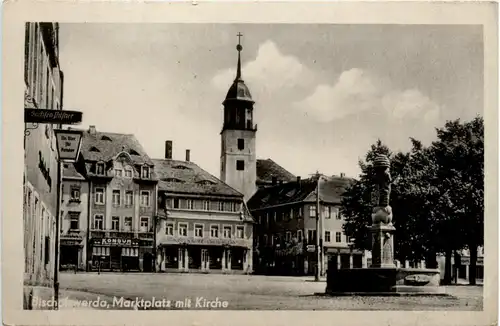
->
[296,176,301,183]
[272,176,277,185]
[88,125,96,135]
[340,173,345,178]
[165,140,172,159]
[185,149,191,162]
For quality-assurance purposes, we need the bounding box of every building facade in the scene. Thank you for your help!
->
[23,22,64,289]
[61,126,158,272]
[155,142,254,274]
[220,41,257,202]
[248,175,362,276]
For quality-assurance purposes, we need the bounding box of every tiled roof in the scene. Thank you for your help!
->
[256,159,296,184]
[62,163,85,180]
[153,158,243,197]
[247,175,355,210]
[75,129,153,165]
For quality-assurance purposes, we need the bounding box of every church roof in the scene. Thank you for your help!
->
[248,175,355,211]
[152,158,243,198]
[256,159,296,185]
[224,79,253,103]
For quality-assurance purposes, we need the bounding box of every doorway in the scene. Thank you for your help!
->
[143,252,153,272]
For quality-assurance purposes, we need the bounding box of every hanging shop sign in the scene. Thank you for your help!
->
[25,109,83,125]
[54,129,83,162]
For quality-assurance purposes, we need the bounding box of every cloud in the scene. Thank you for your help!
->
[294,68,441,124]
[211,40,313,96]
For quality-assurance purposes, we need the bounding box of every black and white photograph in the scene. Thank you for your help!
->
[3,1,498,326]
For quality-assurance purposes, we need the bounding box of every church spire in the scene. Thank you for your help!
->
[235,32,243,81]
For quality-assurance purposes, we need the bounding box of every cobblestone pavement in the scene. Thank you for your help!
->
[59,272,483,310]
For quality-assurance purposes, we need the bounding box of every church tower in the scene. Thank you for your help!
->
[220,33,257,201]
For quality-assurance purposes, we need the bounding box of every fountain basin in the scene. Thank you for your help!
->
[325,267,448,296]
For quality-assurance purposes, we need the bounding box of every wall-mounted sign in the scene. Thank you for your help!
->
[161,235,252,248]
[93,238,139,247]
[55,129,83,162]
[25,109,83,125]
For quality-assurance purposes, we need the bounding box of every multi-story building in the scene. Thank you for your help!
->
[60,125,158,272]
[155,141,254,273]
[248,174,361,276]
[23,22,64,292]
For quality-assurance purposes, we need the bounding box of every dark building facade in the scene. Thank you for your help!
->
[23,22,64,288]
[248,174,364,276]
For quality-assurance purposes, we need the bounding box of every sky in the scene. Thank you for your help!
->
[58,23,483,179]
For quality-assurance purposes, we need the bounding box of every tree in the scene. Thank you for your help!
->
[431,116,484,285]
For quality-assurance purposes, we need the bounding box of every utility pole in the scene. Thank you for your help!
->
[315,172,321,282]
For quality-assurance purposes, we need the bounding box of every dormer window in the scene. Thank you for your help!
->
[101,135,112,141]
[90,147,100,152]
[129,149,140,156]
[96,162,105,175]
[141,166,150,179]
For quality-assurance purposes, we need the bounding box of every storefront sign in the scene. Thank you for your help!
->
[461,256,484,265]
[25,109,83,124]
[306,245,316,252]
[162,235,251,248]
[55,129,83,162]
[93,238,139,247]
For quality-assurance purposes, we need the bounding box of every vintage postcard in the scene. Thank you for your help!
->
[2,1,498,326]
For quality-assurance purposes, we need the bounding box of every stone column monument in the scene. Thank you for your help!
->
[369,154,396,268]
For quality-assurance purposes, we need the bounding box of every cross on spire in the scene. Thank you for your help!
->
[235,32,243,80]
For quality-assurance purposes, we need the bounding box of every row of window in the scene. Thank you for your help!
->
[260,230,347,246]
[92,246,140,257]
[92,214,151,232]
[94,162,151,179]
[165,222,245,239]
[257,205,341,225]
[166,198,241,212]
[94,188,151,207]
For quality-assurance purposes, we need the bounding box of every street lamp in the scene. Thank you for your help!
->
[53,129,83,310]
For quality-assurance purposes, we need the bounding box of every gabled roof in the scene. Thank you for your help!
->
[75,128,153,165]
[256,159,296,184]
[247,175,355,210]
[153,158,243,198]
